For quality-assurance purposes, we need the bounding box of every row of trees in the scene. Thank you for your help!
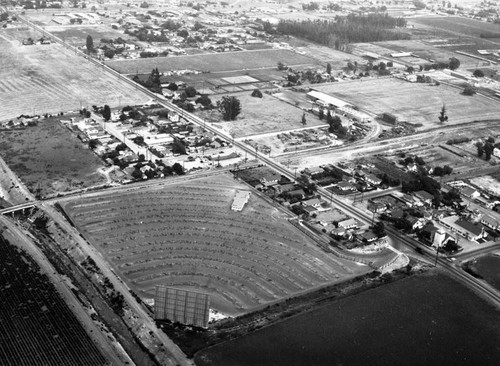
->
[276,14,408,50]
[476,137,498,161]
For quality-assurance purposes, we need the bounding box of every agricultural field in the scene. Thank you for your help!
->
[0,24,149,122]
[410,16,500,42]
[60,174,363,316]
[0,235,107,366]
[200,91,325,138]
[105,49,321,75]
[0,117,106,197]
[314,78,500,129]
[195,272,500,366]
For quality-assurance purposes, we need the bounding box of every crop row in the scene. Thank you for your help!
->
[0,237,106,366]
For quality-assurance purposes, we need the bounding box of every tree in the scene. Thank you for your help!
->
[463,85,476,96]
[372,221,386,237]
[277,61,287,71]
[147,68,161,93]
[133,136,144,145]
[318,108,324,120]
[185,86,197,98]
[172,162,184,175]
[476,142,484,157]
[88,139,99,149]
[484,142,494,161]
[327,113,341,131]
[251,89,263,98]
[86,35,94,52]
[102,105,111,121]
[438,104,448,123]
[326,63,332,75]
[132,169,143,179]
[172,140,186,155]
[104,48,115,59]
[167,82,178,91]
[473,69,484,78]
[449,57,460,70]
[406,66,415,74]
[196,95,212,108]
[301,113,307,125]
[217,96,241,121]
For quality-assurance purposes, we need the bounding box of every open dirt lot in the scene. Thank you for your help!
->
[470,174,500,196]
[0,24,149,121]
[201,91,324,138]
[105,49,320,75]
[0,118,106,197]
[314,78,500,129]
[60,174,361,316]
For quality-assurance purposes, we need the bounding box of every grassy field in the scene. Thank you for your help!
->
[105,49,320,75]
[200,91,324,138]
[0,25,149,121]
[0,118,106,196]
[60,174,361,316]
[195,271,500,366]
[314,78,500,129]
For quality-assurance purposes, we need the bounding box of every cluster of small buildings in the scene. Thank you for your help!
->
[373,182,500,250]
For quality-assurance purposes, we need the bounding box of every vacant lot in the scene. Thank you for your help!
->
[106,49,320,75]
[195,272,500,366]
[0,25,149,121]
[200,91,324,138]
[0,118,106,196]
[199,90,325,138]
[61,174,361,316]
[314,78,500,129]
